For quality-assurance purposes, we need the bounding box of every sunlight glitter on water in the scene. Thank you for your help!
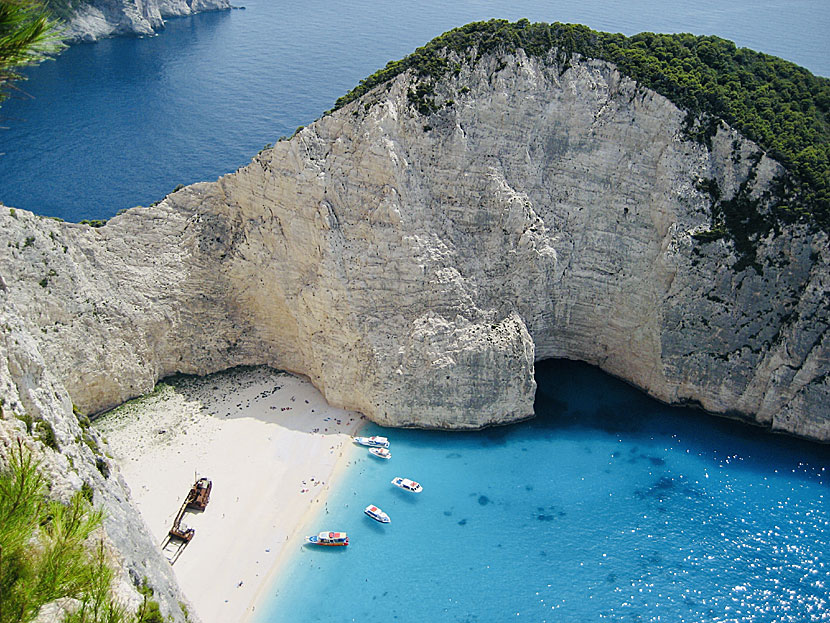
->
[257,360,829,623]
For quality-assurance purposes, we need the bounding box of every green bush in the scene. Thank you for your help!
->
[0,440,166,623]
[16,413,34,434]
[0,440,102,622]
[0,1,64,106]
[332,19,830,238]
[134,580,166,623]
[95,457,110,479]
[34,418,59,451]
[80,481,94,504]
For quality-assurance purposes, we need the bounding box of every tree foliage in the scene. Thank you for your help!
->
[334,19,830,233]
[0,0,63,105]
[0,440,169,623]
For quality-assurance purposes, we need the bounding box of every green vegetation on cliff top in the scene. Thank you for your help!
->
[335,19,830,236]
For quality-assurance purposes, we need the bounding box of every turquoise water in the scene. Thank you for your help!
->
[0,0,828,221]
[258,360,829,623]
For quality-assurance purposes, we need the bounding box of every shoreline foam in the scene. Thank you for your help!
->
[94,366,364,623]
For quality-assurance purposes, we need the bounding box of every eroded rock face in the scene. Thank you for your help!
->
[62,0,230,42]
[0,302,189,621]
[1,51,827,442]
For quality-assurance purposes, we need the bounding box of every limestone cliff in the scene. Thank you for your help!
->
[61,0,230,42]
[1,48,827,442]
[2,38,829,619]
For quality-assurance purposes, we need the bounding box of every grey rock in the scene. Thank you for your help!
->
[1,52,827,441]
[62,0,231,43]
[0,48,827,617]
[2,52,827,441]
[0,301,191,621]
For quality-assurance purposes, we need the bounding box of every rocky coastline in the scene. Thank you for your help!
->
[3,50,827,440]
[1,39,828,621]
[61,0,232,43]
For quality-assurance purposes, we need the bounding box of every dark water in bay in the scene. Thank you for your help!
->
[0,0,828,220]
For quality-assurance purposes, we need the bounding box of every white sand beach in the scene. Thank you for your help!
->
[94,367,364,623]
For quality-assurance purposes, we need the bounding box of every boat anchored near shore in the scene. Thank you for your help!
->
[306,531,349,546]
[391,477,422,493]
[364,505,391,523]
[369,447,391,459]
[354,435,390,448]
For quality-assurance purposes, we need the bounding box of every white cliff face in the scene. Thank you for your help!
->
[62,0,230,42]
[0,51,827,442]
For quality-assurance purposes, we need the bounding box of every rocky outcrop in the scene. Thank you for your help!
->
[62,0,231,43]
[0,301,190,621]
[2,46,828,616]
[1,50,828,442]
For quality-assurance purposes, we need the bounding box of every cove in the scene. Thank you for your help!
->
[257,360,829,623]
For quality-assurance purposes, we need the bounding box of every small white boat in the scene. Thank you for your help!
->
[353,435,390,448]
[369,447,391,460]
[391,477,423,493]
[306,531,349,546]
[364,504,391,523]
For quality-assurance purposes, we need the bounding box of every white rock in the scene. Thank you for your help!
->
[61,0,231,43]
[0,52,827,442]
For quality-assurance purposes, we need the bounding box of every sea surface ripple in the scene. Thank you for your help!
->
[258,361,829,623]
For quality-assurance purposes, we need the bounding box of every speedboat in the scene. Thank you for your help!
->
[306,531,349,546]
[391,477,423,493]
[369,447,391,460]
[364,505,391,523]
[353,435,390,448]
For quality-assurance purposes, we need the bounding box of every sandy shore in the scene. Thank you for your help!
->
[94,366,364,623]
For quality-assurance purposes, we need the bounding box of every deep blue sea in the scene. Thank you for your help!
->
[0,0,828,221]
[259,361,829,623]
[0,2,828,621]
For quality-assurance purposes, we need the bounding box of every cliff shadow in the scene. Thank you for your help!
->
[153,365,364,437]
[530,358,830,485]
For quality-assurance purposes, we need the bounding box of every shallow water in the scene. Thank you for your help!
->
[257,360,829,623]
[0,0,828,220]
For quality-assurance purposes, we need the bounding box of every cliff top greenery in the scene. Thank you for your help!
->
[335,19,830,237]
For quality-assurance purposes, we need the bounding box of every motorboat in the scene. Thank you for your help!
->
[391,477,422,493]
[306,531,349,546]
[369,447,391,460]
[353,435,390,448]
[364,505,391,523]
